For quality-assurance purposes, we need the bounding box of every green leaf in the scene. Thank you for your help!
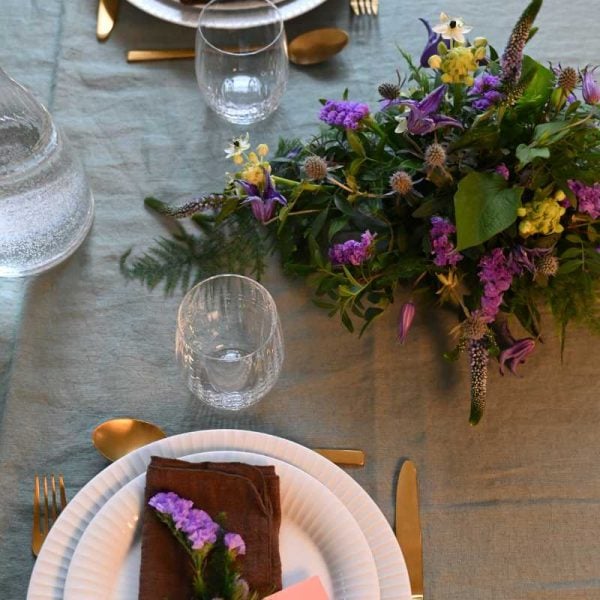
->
[557,260,583,275]
[532,121,571,145]
[310,207,329,238]
[328,217,349,240]
[516,143,550,167]
[560,247,582,259]
[517,55,554,107]
[454,172,523,251]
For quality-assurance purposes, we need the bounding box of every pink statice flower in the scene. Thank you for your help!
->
[224,532,246,556]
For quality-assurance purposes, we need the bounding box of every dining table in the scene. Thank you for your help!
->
[1,0,599,598]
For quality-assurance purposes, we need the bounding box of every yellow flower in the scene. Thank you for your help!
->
[437,46,478,85]
[517,196,566,237]
[233,154,244,165]
[240,164,266,187]
[428,55,442,69]
[432,12,473,44]
[256,144,269,157]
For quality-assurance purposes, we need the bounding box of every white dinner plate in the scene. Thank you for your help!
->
[27,429,410,599]
[64,451,380,599]
[126,0,329,28]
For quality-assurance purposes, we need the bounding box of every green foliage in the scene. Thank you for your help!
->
[120,209,270,293]
[454,172,523,250]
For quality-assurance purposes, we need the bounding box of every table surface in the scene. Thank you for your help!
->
[1,0,599,598]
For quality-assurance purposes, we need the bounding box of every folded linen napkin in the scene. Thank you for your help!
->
[138,456,282,599]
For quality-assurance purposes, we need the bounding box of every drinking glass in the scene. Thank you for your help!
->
[176,274,284,410]
[195,0,288,124]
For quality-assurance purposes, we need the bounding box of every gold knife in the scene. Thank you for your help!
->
[97,0,120,42]
[396,460,424,599]
[127,49,196,63]
[313,448,365,467]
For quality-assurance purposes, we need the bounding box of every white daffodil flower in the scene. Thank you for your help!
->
[394,114,408,134]
[224,133,250,158]
[432,12,473,44]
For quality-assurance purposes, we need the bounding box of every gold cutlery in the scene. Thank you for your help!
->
[350,0,378,16]
[287,28,349,65]
[396,460,424,599]
[32,474,68,557]
[97,0,120,42]
[128,27,350,65]
[92,418,365,467]
[127,49,196,63]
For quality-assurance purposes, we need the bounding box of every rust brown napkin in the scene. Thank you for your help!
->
[138,456,282,600]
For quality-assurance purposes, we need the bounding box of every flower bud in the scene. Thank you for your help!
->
[256,143,269,157]
[303,156,328,181]
[428,54,442,69]
[389,170,414,196]
[473,36,488,47]
[398,302,416,344]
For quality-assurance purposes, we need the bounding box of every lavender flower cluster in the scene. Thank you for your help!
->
[468,74,504,110]
[329,231,376,266]
[319,100,370,130]
[476,248,522,323]
[148,492,245,555]
[430,216,463,267]
[569,180,600,219]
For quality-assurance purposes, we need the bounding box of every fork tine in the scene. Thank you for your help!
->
[358,0,366,14]
[33,475,40,534]
[50,475,58,521]
[372,0,379,15]
[58,475,68,511]
[365,0,372,15]
[350,0,359,15]
[42,476,49,534]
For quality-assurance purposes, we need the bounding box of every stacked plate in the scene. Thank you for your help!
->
[126,0,329,28]
[27,429,410,599]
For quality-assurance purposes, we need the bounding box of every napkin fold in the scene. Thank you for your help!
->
[138,456,282,599]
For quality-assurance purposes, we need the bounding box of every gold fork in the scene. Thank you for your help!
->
[32,474,68,557]
[351,0,378,16]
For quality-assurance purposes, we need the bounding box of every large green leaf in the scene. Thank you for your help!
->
[454,172,523,251]
[517,55,554,108]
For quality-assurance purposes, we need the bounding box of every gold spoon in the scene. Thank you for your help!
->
[287,28,349,66]
[92,418,167,462]
[92,418,365,466]
[127,28,349,65]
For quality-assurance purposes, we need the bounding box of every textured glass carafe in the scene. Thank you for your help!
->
[0,68,94,277]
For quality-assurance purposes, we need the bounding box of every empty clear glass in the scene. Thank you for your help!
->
[176,274,284,410]
[195,0,288,124]
[0,67,94,277]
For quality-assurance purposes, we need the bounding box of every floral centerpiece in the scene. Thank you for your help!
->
[122,0,600,424]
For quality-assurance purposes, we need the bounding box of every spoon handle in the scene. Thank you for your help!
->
[313,448,365,467]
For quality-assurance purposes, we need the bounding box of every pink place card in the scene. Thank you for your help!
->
[265,576,330,599]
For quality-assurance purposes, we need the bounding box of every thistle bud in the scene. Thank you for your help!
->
[389,170,414,196]
[536,254,559,276]
[378,82,400,100]
[558,66,578,93]
[424,143,447,168]
[303,156,328,181]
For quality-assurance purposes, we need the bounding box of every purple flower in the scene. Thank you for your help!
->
[319,100,370,130]
[568,180,600,219]
[418,19,448,69]
[181,508,220,551]
[475,248,522,323]
[429,216,463,267]
[582,66,600,105]
[395,85,463,136]
[511,245,551,273]
[469,74,504,111]
[495,163,510,181]
[329,231,376,266]
[148,492,194,530]
[397,302,416,344]
[237,170,287,224]
[224,532,246,556]
[499,338,536,376]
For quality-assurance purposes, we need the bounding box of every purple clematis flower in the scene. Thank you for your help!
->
[418,19,449,69]
[499,337,536,376]
[236,170,287,224]
[397,302,416,344]
[395,85,463,136]
[582,66,600,105]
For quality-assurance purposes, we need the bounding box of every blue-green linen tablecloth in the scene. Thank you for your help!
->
[1,0,599,597]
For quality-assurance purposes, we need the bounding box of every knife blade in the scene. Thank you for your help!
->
[313,448,365,467]
[396,460,424,599]
[97,0,120,42]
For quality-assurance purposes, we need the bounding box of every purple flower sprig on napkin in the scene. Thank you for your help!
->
[148,492,255,600]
